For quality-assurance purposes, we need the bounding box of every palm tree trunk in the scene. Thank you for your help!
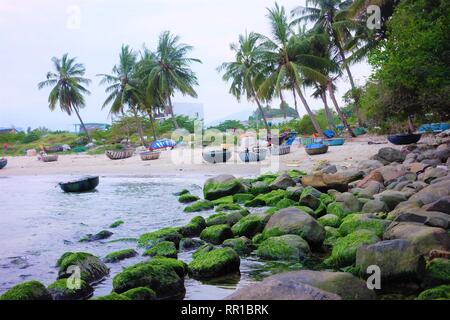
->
[73,107,92,142]
[131,107,146,146]
[147,109,158,141]
[279,91,286,119]
[294,85,324,136]
[327,80,356,137]
[320,89,336,130]
[167,96,180,129]
[251,86,271,141]
[291,85,300,118]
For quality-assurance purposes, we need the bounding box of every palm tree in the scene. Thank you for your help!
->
[218,32,271,134]
[150,31,201,129]
[97,45,146,145]
[291,0,364,126]
[38,53,92,141]
[258,3,327,135]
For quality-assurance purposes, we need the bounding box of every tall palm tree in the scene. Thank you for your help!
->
[291,0,364,126]
[150,31,201,129]
[218,32,271,134]
[258,3,327,135]
[38,53,92,141]
[97,45,147,145]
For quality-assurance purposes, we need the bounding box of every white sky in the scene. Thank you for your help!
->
[0,0,371,130]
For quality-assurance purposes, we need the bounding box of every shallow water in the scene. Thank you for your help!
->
[0,175,305,299]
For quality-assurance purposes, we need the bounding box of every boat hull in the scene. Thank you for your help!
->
[239,149,267,162]
[271,145,291,155]
[140,151,161,161]
[323,138,345,146]
[305,144,328,155]
[59,176,99,193]
[300,137,323,146]
[387,134,422,145]
[202,149,232,164]
[105,150,134,160]
[0,158,7,169]
[150,139,176,150]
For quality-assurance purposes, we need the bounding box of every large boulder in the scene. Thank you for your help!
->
[256,235,311,261]
[362,199,389,213]
[301,170,364,192]
[263,208,325,247]
[376,165,407,184]
[269,174,296,190]
[137,227,182,249]
[392,208,450,229]
[57,252,109,284]
[104,249,138,263]
[375,190,408,210]
[200,224,234,245]
[206,211,244,227]
[231,215,265,238]
[356,239,425,281]
[373,147,405,164]
[188,247,240,279]
[0,281,52,300]
[408,180,450,206]
[179,216,206,238]
[422,258,450,288]
[422,197,450,214]
[203,175,243,200]
[223,237,254,255]
[47,279,93,300]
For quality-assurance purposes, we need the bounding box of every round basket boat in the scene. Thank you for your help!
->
[271,145,291,156]
[387,133,422,145]
[202,149,232,164]
[0,158,7,169]
[323,138,345,146]
[140,151,161,161]
[239,148,267,162]
[305,143,328,155]
[59,176,99,193]
[300,137,323,146]
[106,149,134,160]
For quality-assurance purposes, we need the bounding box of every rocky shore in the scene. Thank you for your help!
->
[1,133,450,300]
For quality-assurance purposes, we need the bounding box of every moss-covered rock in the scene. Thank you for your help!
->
[200,224,234,245]
[192,244,215,259]
[95,293,131,300]
[223,237,254,255]
[244,198,266,207]
[326,229,380,267]
[214,203,244,212]
[57,252,109,284]
[121,287,156,300]
[0,281,52,300]
[184,200,214,213]
[416,285,450,300]
[143,241,178,258]
[104,249,138,263]
[112,260,185,299]
[318,214,341,228]
[174,189,190,196]
[212,195,234,205]
[252,233,265,246]
[324,226,340,247]
[109,220,124,228]
[256,190,288,207]
[178,193,200,203]
[338,214,388,238]
[299,187,323,210]
[188,248,240,279]
[79,230,113,242]
[149,257,188,278]
[231,215,265,238]
[206,211,244,227]
[326,202,347,218]
[203,175,244,200]
[233,193,255,203]
[249,181,271,195]
[269,174,296,190]
[286,186,304,201]
[179,216,206,238]
[138,227,182,249]
[275,198,296,209]
[256,235,311,261]
[423,258,450,288]
[179,238,205,251]
[47,279,93,300]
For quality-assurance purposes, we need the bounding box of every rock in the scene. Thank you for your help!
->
[422,197,450,214]
[183,200,214,213]
[203,175,244,200]
[374,147,405,164]
[47,279,93,300]
[104,249,138,263]
[362,199,390,213]
[223,237,254,255]
[285,186,304,201]
[57,252,109,284]
[231,215,265,238]
[356,159,385,172]
[174,189,190,196]
[200,224,234,245]
[109,220,124,228]
[143,241,178,258]
[112,260,185,300]
[318,214,341,228]
[212,195,235,205]
[95,293,131,300]
[423,258,450,288]
[375,190,408,210]
[79,230,113,242]
[188,248,240,279]
[269,174,296,190]
[138,227,182,249]
[405,162,429,174]
[393,208,450,229]
[179,238,205,251]
[358,180,385,197]
[338,214,389,237]
[225,276,341,300]
[192,244,215,259]
[264,207,325,247]
[335,192,362,213]
[121,287,156,300]
[149,257,188,278]
[417,285,450,300]
[179,216,206,237]
[301,170,364,192]
[408,180,450,205]
[384,222,450,255]
[256,235,310,261]
[233,193,255,204]
[253,189,287,206]
[206,211,243,227]
[178,193,200,203]
[419,167,448,184]
[376,165,407,185]
[276,198,296,209]
[299,187,322,210]
[356,171,385,189]
[249,181,271,195]
[356,239,425,281]
[215,203,245,212]
[0,281,52,300]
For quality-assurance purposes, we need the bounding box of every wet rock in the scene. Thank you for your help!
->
[143,241,178,258]
[233,193,255,204]
[179,238,205,251]
[104,249,138,263]
[178,193,200,203]
[422,258,450,288]
[375,190,408,210]
[179,216,206,238]
[138,227,182,249]
[408,180,450,205]
[362,199,390,213]
[231,215,265,238]
[206,211,244,227]
[200,224,234,245]
[223,237,254,255]
[256,235,311,261]
[48,279,93,300]
[121,287,156,300]
[188,247,240,279]
[203,175,244,201]
[0,281,52,300]
[373,147,405,164]
[183,200,214,213]
[57,252,109,284]
[269,174,296,190]
[79,230,113,242]
[417,285,450,300]
[422,197,450,214]
[301,170,364,192]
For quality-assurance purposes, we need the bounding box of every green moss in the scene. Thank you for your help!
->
[192,244,215,259]
[178,193,200,203]
[121,287,156,300]
[318,214,341,228]
[95,293,131,300]
[338,214,386,237]
[137,227,182,248]
[295,205,315,216]
[212,195,234,205]
[0,281,52,300]
[109,220,124,228]
[200,224,233,245]
[417,285,450,300]
[188,248,240,279]
[204,179,243,201]
[179,216,206,237]
[244,198,266,207]
[231,215,264,238]
[275,198,296,209]
[286,169,306,179]
[183,200,214,212]
[320,193,335,205]
[252,173,278,184]
[256,235,310,261]
[223,237,254,255]
[149,256,188,278]
[107,237,137,244]
[252,233,265,246]
[104,249,137,263]
[323,226,341,247]
[265,207,279,215]
[143,241,177,258]
[424,258,450,287]
[174,189,190,196]
[215,203,243,212]
[47,279,93,300]
[233,193,255,203]
[206,211,243,226]
[57,252,109,284]
[257,190,288,206]
[249,181,271,195]
[327,202,346,218]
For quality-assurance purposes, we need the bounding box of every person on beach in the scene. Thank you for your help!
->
[3,143,8,153]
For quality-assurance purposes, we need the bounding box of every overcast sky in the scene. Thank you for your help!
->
[0,0,371,131]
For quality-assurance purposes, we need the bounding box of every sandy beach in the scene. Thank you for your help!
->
[0,136,392,178]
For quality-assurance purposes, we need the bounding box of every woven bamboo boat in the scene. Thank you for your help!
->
[323,138,345,146]
[387,134,422,145]
[140,151,161,161]
[59,176,99,193]
[105,149,134,160]
[202,149,232,164]
[305,144,328,155]
[40,154,58,162]
[300,137,323,146]
[0,158,7,169]
[239,148,267,162]
[271,145,291,155]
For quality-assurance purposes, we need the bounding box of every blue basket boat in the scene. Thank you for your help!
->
[387,133,422,145]
[323,138,345,146]
[300,137,323,146]
[150,139,176,150]
[305,143,328,155]
[0,158,7,169]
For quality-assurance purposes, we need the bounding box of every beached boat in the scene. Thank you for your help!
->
[323,138,345,146]
[239,148,267,162]
[59,176,99,193]
[105,149,134,160]
[388,133,422,145]
[305,143,328,155]
[40,154,58,162]
[202,149,232,164]
[271,145,291,156]
[300,137,323,146]
[150,139,176,150]
[0,158,7,169]
[140,151,161,161]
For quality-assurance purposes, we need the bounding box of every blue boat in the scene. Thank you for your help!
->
[323,138,345,146]
[150,139,176,150]
[418,123,450,133]
[0,158,7,169]
[305,143,328,155]
[388,133,422,145]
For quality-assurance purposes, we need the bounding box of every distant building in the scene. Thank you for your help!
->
[73,123,109,133]
[0,127,18,134]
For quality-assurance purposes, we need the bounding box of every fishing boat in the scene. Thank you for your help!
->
[388,133,422,145]
[140,151,161,161]
[271,145,291,156]
[40,154,58,162]
[300,137,323,146]
[202,149,232,164]
[105,149,134,160]
[323,138,345,146]
[0,158,7,169]
[59,176,99,193]
[305,143,328,155]
[149,139,176,151]
[239,147,267,162]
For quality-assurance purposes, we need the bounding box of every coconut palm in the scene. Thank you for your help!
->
[38,53,92,141]
[218,32,271,134]
[150,31,201,129]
